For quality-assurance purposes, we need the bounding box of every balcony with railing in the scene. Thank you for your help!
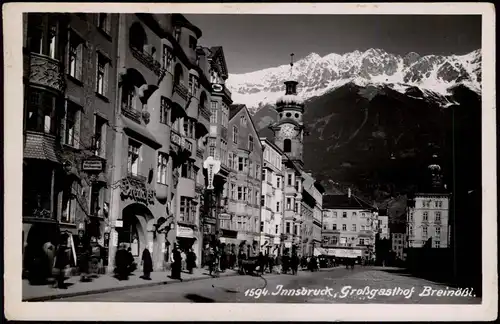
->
[121,103,142,124]
[196,148,204,159]
[196,105,211,139]
[130,46,164,77]
[174,83,189,101]
[28,53,65,92]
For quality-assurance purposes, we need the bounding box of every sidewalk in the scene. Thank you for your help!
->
[23,266,340,302]
[23,267,239,302]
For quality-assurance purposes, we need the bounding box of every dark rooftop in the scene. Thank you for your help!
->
[323,194,374,210]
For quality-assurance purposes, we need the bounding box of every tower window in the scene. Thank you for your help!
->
[295,113,299,118]
[286,112,291,118]
[283,139,291,153]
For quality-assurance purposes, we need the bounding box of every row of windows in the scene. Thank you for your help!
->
[228,183,260,206]
[263,147,282,170]
[322,236,368,246]
[210,101,229,128]
[324,211,368,218]
[409,211,442,222]
[231,126,255,151]
[408,225,443,237]
[419,200,444,208]
[259,222,281,235]
[323,223,373,232]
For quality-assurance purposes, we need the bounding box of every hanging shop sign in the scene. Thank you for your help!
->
[203,156,221,190]
[176,226,195,238]
[82,158,105,172]
[211,83,223,93]
[120,178,155,205]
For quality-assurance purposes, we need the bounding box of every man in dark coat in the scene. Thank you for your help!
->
[115,244,130,280]
[186,248,196,274]
[141,248,153,280]
[171,245,182,280]
[291,253,299,275]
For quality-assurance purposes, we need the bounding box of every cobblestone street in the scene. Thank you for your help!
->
[56,267,481,304]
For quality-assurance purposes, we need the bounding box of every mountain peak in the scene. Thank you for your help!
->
[227,48,481,109]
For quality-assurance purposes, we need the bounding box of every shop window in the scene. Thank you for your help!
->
[157,152,168,184]
[127,139,141,176]
[62,100,80,148]
[26,88,58,135]
[93,115,107,157]
[96,52,110,97]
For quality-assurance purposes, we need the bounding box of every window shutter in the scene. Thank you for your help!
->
[76,43,83,80]
[74,109,80,149]
[61,100,67,145]
[104,62,109,97]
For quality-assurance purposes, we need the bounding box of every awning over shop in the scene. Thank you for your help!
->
[313,247,327,256]
[323,248,363,258]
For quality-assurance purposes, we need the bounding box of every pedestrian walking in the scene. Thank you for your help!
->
[186,248,196,274]
[170,244,182,280]
[115,244,130,280]
[53,239,70,289]
[140,248,153,280]
[126,247,136,274]
[181,250,187,271]
[291,253,299,275]
[268,254,275,274]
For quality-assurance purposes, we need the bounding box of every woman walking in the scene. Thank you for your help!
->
[140,248,153,280]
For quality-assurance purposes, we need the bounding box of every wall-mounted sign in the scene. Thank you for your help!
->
[211,83,223,92]
[120,178,155,205]
[203,156,221,190]
[218,213,231,220]
[177,226,194,238]
[82,158,104,172]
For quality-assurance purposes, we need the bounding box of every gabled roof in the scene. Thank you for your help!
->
[260,137,283,156]
[323,194,374,210]
[229,104,246,120]
[229,104,263,152]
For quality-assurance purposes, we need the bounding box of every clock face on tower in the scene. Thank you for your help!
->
[280,123,298,138]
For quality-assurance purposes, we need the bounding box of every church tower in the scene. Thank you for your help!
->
[273,53,305,165]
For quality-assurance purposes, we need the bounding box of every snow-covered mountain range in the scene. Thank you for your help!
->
[226,48,481,111]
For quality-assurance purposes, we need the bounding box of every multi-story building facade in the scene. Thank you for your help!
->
[259,138,283,255]
[378,215,390,239]
[107,14,212,271]
[200,46,233,257]
[391,232,406,260]
[22,13,118,273]
[226,104,263,256]
[321,192,376,260]
[407,193,450,248]
[301,171,325,256]
[269,73,306,254]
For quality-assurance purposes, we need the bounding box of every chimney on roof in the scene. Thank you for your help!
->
[348,188,351,198]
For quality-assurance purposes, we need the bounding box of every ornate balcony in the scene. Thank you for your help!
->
[28,53,65,92]
[121,103,142,123]
[130,46,164,77]
[199,105,211,121]
[174,83,189,101]
[171,129,182,147]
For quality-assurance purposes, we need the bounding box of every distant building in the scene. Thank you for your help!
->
[301,171,325,256]
[378,215,390,239]
[321,190,376,260]
[391,232,406,260]
[259,138,284,255]
[407,193,450,248]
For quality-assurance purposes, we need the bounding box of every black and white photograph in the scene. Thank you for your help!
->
[3,2,497,321]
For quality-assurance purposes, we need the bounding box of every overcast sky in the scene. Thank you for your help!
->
[185,14,481,74]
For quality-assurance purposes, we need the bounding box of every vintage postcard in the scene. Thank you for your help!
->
[3,2,497,321]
